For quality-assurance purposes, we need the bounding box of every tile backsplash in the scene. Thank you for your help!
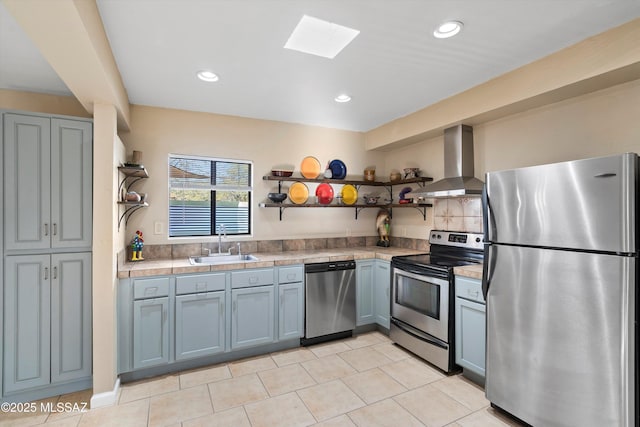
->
[433,198,483,233]
[122,235,429,262]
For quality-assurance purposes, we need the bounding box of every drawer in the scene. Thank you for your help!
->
[231,268,274,289]
[278,266,304,284]
[134,277,170,300]
[455,276,485,304]
[176,273,226,295]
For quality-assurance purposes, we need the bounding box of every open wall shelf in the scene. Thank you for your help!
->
[260,175,433,220]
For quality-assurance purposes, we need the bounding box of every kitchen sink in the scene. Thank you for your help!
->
[189,254,260,265]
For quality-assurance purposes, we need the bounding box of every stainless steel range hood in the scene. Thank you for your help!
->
[412,124,484,198]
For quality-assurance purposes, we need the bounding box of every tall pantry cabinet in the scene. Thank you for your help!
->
[1,112,93,402]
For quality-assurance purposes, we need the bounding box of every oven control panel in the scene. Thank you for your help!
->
[429,231,484,249]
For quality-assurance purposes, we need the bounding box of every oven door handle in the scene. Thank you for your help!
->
[391,318,448,350]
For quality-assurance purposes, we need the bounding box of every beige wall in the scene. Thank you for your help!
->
[0,89,90,117]
[118,78,640,244]
[119,105,386,245]
[380,78,640,235]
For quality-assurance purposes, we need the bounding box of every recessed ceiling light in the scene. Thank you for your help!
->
[196,70,219,82]
[284,15,360,59]
[335,94,351,103]
[433,21,463,39]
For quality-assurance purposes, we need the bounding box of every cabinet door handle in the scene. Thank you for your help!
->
[220,302,225,318]
[44,223,49,236]
[233,301,237,312]
[53,223,57,236]
[53,266,57,280]
[44,267,49,280]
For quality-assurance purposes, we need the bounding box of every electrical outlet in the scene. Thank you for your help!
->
[346,228,351,237]
[154,221,163,235]
[402,227,407,237]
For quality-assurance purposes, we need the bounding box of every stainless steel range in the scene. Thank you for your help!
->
[390,230,484,372]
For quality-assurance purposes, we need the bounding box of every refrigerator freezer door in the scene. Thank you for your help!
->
[486,153,636,253]
[485,244,635,427]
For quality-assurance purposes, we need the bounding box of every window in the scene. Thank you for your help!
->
[169,155,252,237]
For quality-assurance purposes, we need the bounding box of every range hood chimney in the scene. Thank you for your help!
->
[412,124,484,198]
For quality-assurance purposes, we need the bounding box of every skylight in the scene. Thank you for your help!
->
[284,15,360,59]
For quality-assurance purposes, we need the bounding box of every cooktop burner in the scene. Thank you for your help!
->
[394,253,481,269]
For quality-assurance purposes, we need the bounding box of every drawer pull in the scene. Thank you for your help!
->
[287,273,296,280]
[249,276,259,284]
[144,287,158,296]
[196,282,207,291]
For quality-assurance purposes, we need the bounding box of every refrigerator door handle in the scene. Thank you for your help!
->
[482,244,496,300]
[482,184,489,243]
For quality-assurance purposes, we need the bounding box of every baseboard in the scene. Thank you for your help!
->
[90,377,120,408]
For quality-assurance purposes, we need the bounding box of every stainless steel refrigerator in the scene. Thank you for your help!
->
[483,153,638,427]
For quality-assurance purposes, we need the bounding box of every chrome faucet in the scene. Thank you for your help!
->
[217,224,226,254]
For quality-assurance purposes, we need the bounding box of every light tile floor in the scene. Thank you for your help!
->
[1,332,526,427]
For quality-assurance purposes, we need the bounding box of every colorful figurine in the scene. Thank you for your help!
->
[376,208,391,247]
[131,230,144,261]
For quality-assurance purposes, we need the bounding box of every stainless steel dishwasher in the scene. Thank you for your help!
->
[302,261,356,345]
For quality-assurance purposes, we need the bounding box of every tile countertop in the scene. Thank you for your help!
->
[118,246,427,279]
[453,264,484,280]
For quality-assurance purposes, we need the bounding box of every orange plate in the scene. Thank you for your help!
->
[300,156,321,179]
[288,182,309,204]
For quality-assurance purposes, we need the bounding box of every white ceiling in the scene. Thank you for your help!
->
[2,0,640,132]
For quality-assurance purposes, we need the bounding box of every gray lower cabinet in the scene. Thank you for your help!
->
[3,113,92,252]
[454,276,486,380]
[174,273,227,361]
[3,252,91,395]
[278,282,304,340]
[120,266,303,374]
[132,277,170,369]
[357,259,391,328]
[356,260,375,325]
[175,291,225,360]
[373,260,391,329]
[277,266,304,340]
[231,285,275,349]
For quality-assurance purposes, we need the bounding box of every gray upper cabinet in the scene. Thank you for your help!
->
[50,119,93,249]
[3,253,91,394]
[4,114,92,252]
[4,114,51,251]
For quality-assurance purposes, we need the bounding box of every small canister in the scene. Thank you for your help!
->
[364,168,376,181]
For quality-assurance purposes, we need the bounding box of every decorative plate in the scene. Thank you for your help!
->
[399,186,413,200]
[328,159,347,179]
[289,182,309,204]
[315,183,334,204]
[300,156,321,179]
[341,184,358,205]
